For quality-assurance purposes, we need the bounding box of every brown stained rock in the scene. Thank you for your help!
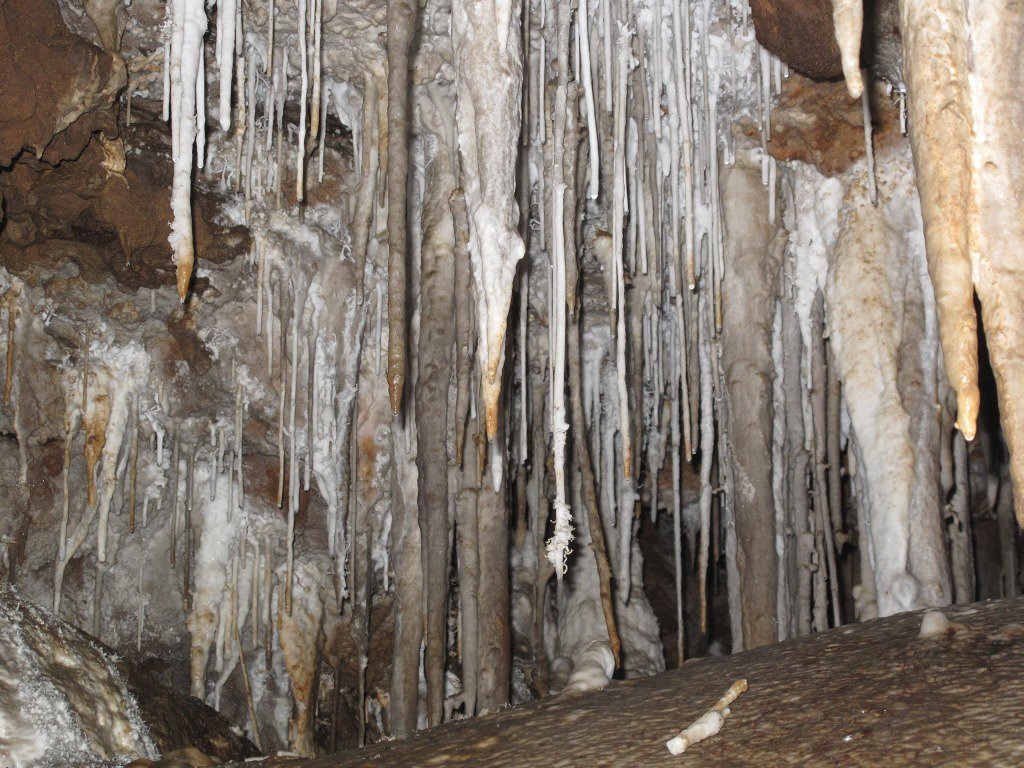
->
[0,0,124,167]
[166,312,215,377]
[123,662,261,763]
[748,0,843,80]
[742,76,903,177]
[0,110,250,291]
[319,596,397,749]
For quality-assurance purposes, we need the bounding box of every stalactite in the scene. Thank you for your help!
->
[277,294,287,509]
[451,0,526,438]
[3,290,16,406]
[899,0,978,442]
[10,0,1019,754]
[168,0,208,302]
[169,433,179,567]
[217,0,236,131]
[545,181,572,577]
[568,316,621,667]
[810,296,841,627]
[295,0,308,204]
[414,134,456,727]
[832,0,865,98]
[451,189,474,467]
[861,83,877,205]
[284,281,303,616]
[718,155,781,648]
[454,436,480,717]
[476,479,511,712]
[384,0,417,415]
[128,397,139,533]
[389,431,422,737]
[183,446,194,612]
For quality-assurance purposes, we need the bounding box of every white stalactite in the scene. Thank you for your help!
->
[168,0,208,302]
[832,0,865,99]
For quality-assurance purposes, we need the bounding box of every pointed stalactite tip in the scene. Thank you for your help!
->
[955,385,980,442]
[388,370,403,416]
[483,375,501,441]
[176,253,193,304]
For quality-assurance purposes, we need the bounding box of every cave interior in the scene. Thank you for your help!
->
[0,0,1022,764]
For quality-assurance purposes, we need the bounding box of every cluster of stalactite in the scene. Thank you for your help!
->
[4,0,1023,757]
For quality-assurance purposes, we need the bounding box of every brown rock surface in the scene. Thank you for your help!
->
[0,106,249,291]
[748,0,843,80]
[0,0,125,167]
[741,75,903,177]
[249,598,1024,766]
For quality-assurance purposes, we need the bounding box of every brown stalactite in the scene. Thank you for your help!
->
[415,138,457,728]
[352,72,380,302]
[128,397,139,534]
[720,157,781,649]
[826,345,845,541]
[568,317,621,667]
[899,0,979,443]
[810,294,841,628]
[454,424,481,717]
[782,278,812,638]
[966,1,1024,528]
[451,189,474,468]
[476,472,510,712]
[384,0,417,416]
[3,292,16,407]
[389,447,423,737]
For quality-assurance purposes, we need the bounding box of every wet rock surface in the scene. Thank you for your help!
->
[249,598,1024,767]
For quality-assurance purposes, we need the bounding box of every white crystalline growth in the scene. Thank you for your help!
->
[919,609,952,638]
[0,587,156,767]
[562,640,615,695]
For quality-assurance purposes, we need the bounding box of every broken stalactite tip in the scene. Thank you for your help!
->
[666,678,748,756]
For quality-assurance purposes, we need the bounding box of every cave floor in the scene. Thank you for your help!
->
[243,598,1024,767]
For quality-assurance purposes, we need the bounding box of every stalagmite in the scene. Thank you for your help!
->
[384,0,417,415]
[828,156,926,617]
